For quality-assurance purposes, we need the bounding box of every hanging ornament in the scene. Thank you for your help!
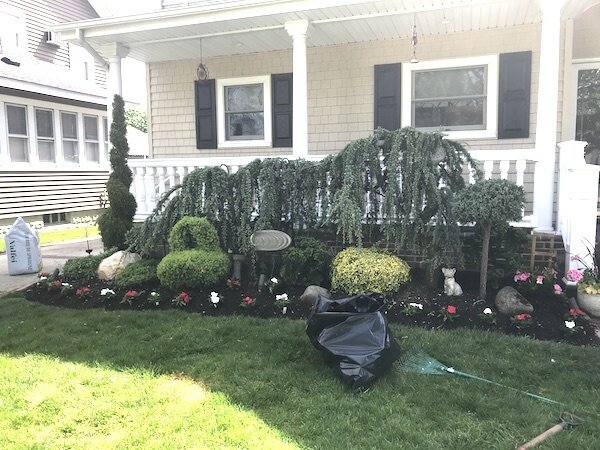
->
[410,15,419,64]
[196,38,209,81]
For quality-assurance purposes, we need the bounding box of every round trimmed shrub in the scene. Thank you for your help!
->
[331,247,410,294]
[114,259,158,290]
[168,217,220,252]
[281,237,331,287]
[157,249,230,291]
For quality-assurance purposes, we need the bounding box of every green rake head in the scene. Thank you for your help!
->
[397,351,451,375]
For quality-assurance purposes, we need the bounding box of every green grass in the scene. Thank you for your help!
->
[0,225,99,253]
[0,294,599,449]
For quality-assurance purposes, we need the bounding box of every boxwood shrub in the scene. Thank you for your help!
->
[157,249,230,291]
[168,217,220,252]
[331,247,410,294]
[114,259,159,290]
[63,247,117,280]
[281,237,331,287]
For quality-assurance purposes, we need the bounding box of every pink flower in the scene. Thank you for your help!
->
[514,271,531,282]
[515,313,531,321]
[553,284,563,295]
[566,269,584,283]
[569,308,585,317]
[243,296,255,305]
[446,305,457,314]
[178,292,191,304]
[536,275,544,285]
[125,290,138,298]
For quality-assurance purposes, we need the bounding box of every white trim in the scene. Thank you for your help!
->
[0,77,105,106]
[216,75,272,148]
[401,55,499,140]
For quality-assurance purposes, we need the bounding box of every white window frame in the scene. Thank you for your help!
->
[401,55,498,140]
[570,59,600,141]
[34,107,56,163]
[61,111,79,164]
[216,75,272,148]
[6,103,29,163]
[83,114,100,163]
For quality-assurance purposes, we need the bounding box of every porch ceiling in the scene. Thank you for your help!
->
[55,0,543,63]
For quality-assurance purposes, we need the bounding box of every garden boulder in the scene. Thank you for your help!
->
[495,286,534,316]
[97,250,141,281]
[300,285,330,307]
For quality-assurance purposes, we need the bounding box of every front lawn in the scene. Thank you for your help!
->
[0,225,99,253]
[1,294,599,449]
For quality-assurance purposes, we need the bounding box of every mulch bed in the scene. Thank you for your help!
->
[24,269,599,347]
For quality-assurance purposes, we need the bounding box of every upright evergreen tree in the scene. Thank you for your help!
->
[98,95,137,249]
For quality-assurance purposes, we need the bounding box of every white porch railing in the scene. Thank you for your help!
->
[129,150,538,226]
[556,141,600,274]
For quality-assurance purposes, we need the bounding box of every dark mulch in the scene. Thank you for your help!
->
[24,269,599,347]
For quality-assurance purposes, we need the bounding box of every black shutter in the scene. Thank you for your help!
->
[374,63,401,131]
[271,73,293,148]
[194,79,217,149]
[498,51,532,139]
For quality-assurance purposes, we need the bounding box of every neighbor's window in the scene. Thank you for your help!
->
[217,76,271,147]
[61,111,79,163]
[412,66,487,130]
[103,116,109,160]
[6,104,29,162]
[35,108,55,162]
[84,115,99,163]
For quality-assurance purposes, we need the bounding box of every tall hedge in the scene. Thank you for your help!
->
[98,95,137,249]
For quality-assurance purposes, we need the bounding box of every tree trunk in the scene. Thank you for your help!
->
[479,222,492,299]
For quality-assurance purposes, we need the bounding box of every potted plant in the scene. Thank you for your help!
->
[571,244,600,317]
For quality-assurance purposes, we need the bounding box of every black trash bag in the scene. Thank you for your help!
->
[306,293,401,391]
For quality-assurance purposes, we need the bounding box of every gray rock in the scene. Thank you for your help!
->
[97,251,141,281]
[495,286,534,316]
[300,285,330,307]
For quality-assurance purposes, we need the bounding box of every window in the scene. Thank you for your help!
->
[43,212,67,225]
[216,76,272,148]
[412,66,487,130]
[6,104,28,162]
[575,67,600,159]
[84,115,99,163]
[103,116,109,160]
[402,56,498,139]
[61,112,79,163]
[35,108,55,162]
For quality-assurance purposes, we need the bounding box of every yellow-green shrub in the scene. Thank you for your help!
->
[331,247,410,294]
[157,249,230,291]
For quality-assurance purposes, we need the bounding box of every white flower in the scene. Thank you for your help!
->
[282,306,288,314]
[275,293,288,301]
[100,288,115,296]
[210,292,220,304]
[565,320,576,329]
[62,282,72,287]
[39,276,47,281]
[408,302,423,309]
[270,277,278,284]
[483,308,493,315]
[150,291,159,297]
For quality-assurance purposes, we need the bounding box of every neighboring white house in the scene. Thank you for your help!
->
[54,0,600,272]
[0,0,111,231]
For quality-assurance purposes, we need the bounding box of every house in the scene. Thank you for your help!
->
[0,0,111,232]
[54,0,600,272]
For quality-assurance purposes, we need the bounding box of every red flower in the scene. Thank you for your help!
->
[76,287,90,296]
[243,296,255,305]
[569,308,585,317]
[124,290,138,298]
[178,292,191,303]
[446,305,457,314]
[515,313,531,321]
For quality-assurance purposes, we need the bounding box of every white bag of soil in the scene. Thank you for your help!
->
[4,217,42,275]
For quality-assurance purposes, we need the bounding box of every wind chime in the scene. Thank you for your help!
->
[410,15,418,64]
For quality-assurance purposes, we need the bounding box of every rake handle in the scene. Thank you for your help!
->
[517,423,566,449]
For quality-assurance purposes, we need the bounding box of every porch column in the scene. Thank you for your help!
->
[532,0,565,230]
[285,20,309,158]
[105,43,129,126]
